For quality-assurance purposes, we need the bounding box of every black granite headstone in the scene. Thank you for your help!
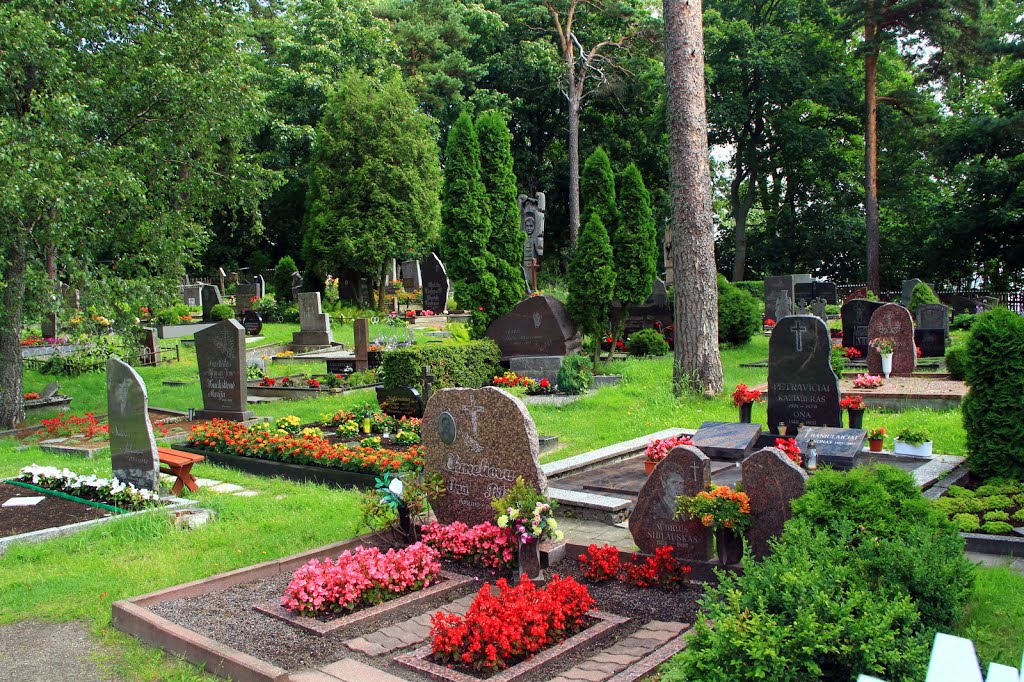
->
[915,329,946,358]
[795,426,866,470]
[376,386,425,418]
[841,299,885,355]
[201,284,223,323]
[194,319,254,421]
[916,303,950,337]
[485,295,583,359]
[794,281,838,306]
[767,315,841,434]
[692,421,762,461]
[421,252,450,313]
[240,310,263,336]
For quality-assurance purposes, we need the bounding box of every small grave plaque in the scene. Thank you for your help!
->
[107,357,160,491]
[867,303,916,376]
[795,426,867,470]
[240,310,263,336]
[741,447,808,558]
[376,386,424,419]
[421,252,450,313]
[692,421,761,461]
[630,445,712,561]
[182,284,202,307]
[39,382,60,400]
[841,299,885,355]
[767,315,842,434]
[485,295,582,359]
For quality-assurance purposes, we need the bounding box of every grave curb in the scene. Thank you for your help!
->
[173,447,380,490]
[962,532,1024,558]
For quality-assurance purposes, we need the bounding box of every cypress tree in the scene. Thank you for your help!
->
[440,112,498,335]
[568,214,616,365]
[476,110,524,317]
[273,256,299,303]
[581,147,618,241]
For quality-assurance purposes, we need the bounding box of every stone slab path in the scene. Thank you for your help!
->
[0,620,119,682]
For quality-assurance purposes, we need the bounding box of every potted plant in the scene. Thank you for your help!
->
[853,373,884,389]
[894,427,932,456]
[492,477,563,582]
[732,384,763,424]
[642,434,694,475]
[674,484,751,566]
[839,395,866,429]
[867,426,886,452]
[869,337,896,378]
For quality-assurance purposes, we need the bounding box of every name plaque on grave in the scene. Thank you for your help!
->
[692,422,761,461]
[240,310,263,336]
[376,386,424,419]
[795,426,866,470]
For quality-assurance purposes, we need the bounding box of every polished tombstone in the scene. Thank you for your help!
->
[741,447,808,559]
[107,358,160,491]
[420,252,450,314]
[375,386,425,419]
[767,315,842,434]
[194,319,254,421]
[630,445,713,561]
[485,294,582,359]
[841,299,885,356]
[200,284,223,323]
[867,303,917,376]
[794,426,866,471]
[692,421,761,461]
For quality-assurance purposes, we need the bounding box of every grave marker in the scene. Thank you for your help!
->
[182,284,203,307]
[867,303,917,376]
[200,284,223,323]
[140,327,159,366]
[767,315,842,434]
[292,292,333,349]
[692,422,761,461]
[401,260,422,289]
[420,252,450,313]
[194,319,254,421]
[519,192,546,292]
[39,382,60,400]
[630,445,713,561]
[376,386,424,419]
[741,447,808,559]
[901,278,926,307]
[485,294,582,359]
[107,357,160,491]
[795,426,867,470]
[841,299,885,355]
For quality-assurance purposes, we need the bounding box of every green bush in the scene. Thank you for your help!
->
[831,345,847,377]
[945,345,969,381]
[626,328,669,356]
[962,307,1024,479]
[946,485,976,498]
[983,510,1009,522]
[211,304,235,321]
[981,521,1015,534]
[975,479,1024,496]
[977,495,1014,511]
[895,427,931,446]
[155,304,192,326]
[953,513,981,532]
[732,280,765,300]
[557,354,593,395]
[908,282,940,313]
[952,313,976,330]
[717,274,760,345]
[380,340,500,390]
[1012,508,1024,522]
[1015,492,1024,506]
[274,256,299,303]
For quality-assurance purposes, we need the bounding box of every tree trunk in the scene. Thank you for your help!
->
[864,20,881,295]
[730,158,756,282]
[664,0,724,396]
[378,261,388,312]
[0,239,29,429]
[567,71,582,249]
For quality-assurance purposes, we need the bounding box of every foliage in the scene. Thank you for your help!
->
[492,477,563,544]
[567,214,615,349]
[962,308,1024,479]
[556,353,594,395]
[896,427,931,446]
[380,340,501,390]
[717,274,760,345]
[952,314,976,330]
[867,427,887,441]
[613,163,658,307]
[908,282,940,313]
[626,328,669,356]
[732,281,765,300]
[954,513,981,532]
[273,256,299,303]
[17,464,159,511]
[155,305,194,326]
[581,147,618,239]
[832,345,848,376]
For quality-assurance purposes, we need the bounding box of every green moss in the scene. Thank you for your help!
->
[1012,508,1024,523]
[981,521,1015,535]
[978,495,1015,512]
[984,511,1010,522]
[976,480,1024,496]
[954,513,981,532]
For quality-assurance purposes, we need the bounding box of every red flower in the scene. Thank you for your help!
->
[539,378,550,388]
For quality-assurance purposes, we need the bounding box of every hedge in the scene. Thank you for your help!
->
[733,280,765,301]
[381,340,501,390]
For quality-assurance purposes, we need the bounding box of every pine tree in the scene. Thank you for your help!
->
[440,112,498,335]
[581,147,618,241]
[274,256,299,303]
[609,163,658,359]
[568,214,616,365]
[476,110,524,317]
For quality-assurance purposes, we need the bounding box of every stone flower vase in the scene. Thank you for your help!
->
[847,409,865,429]
[715,527,743,566]
[517,538,544,584]
[881,352,893,379]
[738,403,753,424]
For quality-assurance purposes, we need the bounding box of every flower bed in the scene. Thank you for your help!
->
[933,479,1024,535]
[420,521,516,569]
[578,544,692,588]
[14,465,160,512]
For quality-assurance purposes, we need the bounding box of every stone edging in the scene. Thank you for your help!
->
[394,610,629,682]
[962,532,1024,558]
[253,571,475,636]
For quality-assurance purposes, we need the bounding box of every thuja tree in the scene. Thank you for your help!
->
[962,307,1024,479]
[608,163,657,360]
[476,110,524,317]
[440,112,498,334]
[274,256,299,302]
[567,214,616,365]
[581,147,618,241]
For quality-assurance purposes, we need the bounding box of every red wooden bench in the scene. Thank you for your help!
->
[157,447,205,496]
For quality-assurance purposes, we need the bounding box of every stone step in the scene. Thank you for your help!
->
[543,428,692,479]
[548,621,690,682]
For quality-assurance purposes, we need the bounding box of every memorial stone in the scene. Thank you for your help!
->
[867,303,917,376]
[40,381,60,400]
[519,192,546,292]
[901,278,925,307]
[774,291,793,320]
[421,252,450,313]
[765,275,795,321]
[200,284,223,323]
[810,298,828,325]
[741,447,808,558]
[239,310,262,336]
[630,445,712,560]
[916,303,950,336]
[795,426,866,470]
[182,284,203,307]
[794,280,839,306]
[140,327,159,366]
[401,260,422,289]
[194,319,254,421]
[692,422,761,461]
[292,292,333,349]
[916,328,946,358]
[485,295,582,359]
[235,276,261,313]
[767,315,842,434]
[107,358,160,491]
[291,271,304,300]
[376,386,424,419]
[841,299,885,355]
[422,387,546,526]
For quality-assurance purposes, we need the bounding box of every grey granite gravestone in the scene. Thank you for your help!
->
[741,447,808,558]
[421,252,450,313]
[692,421,762,461]
[810,298,828,325]
[40,382,60,400]
[901,278,926,307]
[292,292,333,350]
[630,445,713,561]
[194,319,254,421]
[182,284,203,307]
[401,260,422,289]
[765,275,794,321]
[795,426,867,470]
[841,299,885,356]
[422,387,546,526]
[648,278,669,307]
[107,358,160,491]
[485,295,582,359]
[867,303,917,376]
[767,315,842,434]
[201,284,223,323]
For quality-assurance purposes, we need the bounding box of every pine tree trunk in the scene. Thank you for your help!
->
[567,72,582,249]
[864,21,881,294]
[0,238,28,429]
[664,0,724,396]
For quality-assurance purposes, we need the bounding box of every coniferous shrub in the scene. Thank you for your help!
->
[612,163,657,309]
[274,256,299,302]
[717,274,760,345]
[907,282,940,313]
[557,354,593,395]
[962,307,1024,479]
[945,345,969,380]
[581,147,618,239]
[211,304,235,321]
[627,329,669,356]
[567,214,615,363]
[733,281,765,300]
[381,340,500,390]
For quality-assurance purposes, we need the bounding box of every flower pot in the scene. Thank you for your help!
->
[868,438,884,452]
[893,439,932,457]
[739,403,752,424]
[847,408,864,429]
[881,352,893,379]
[517,539,543,584]
[715,527,743,566]
[644,459,658,476]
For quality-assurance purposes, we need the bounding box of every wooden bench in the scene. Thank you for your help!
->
[157,447,205,496]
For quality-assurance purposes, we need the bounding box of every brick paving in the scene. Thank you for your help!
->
[343,593,476,656]
[546,621,689,682]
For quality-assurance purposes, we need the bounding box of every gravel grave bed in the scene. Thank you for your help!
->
[148,556,705,678]
[0,481,112,539]
[839,375,966,396]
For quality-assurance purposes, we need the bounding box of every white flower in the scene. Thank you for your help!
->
[388,478,404,499]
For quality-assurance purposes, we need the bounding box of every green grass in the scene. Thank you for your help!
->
[958,566,1024,668]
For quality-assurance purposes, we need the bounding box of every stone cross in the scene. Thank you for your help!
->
[420,364,435,404]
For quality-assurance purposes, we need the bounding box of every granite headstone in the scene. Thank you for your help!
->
[692,422,761,461]
[376,386,425,419]
[867,303,916,376]
[422,387,546,526]
[794,280,838,307]
[40,382,60,400]
[182,284,203,307]
[401,260,422,289]
[194,319,254,421]
[795,426,866,470]
[841,299,885,355]
[765,275,794,321]
[201,284,223,323]
[421,252,450,313]
[292,292,333,349]
[107,358,160,491]
[741,447,808,558]
[916,303,950,336]
[485,295,582,359]
[901,278,925,307]
[767,315,842,434]
[630,445,713,561]
[915,328,946,358]
[240,310,262,336]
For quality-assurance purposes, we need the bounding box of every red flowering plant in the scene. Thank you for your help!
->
[839,395,865,411]
[37,413,109,440]
[916,345,923,358]
[844,346,862,359]
[525,376,557,396]
[774,437,803,466]
[492,371,535,388]
[619,546,692,589]
[430,575,594,672]
[420,521,515,569]
[23,392,41,401]
[644,434,694,463]
[731,384,763,407]
[675,485,752,535]
[578,544,620,581]
[306,378,320,389]
[259,376,277,387]
[764,318,776,327]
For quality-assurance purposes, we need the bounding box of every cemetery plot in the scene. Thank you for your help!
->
[839,374,966,411]
[4,408,201,457]
[1,480,112,539]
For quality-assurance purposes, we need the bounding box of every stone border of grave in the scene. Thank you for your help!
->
[157,322,219,340]
[960,532,1024,558]
[394,610,630,682]
[173,446,381,490]
[0,491,193,556]
[111,533,563,682]
[22,395,73,413]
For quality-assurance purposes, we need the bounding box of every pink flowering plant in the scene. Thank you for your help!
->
[852,373,885,388]
[280,543,441,616]
[644,434,694,463]
[420,521,516,569]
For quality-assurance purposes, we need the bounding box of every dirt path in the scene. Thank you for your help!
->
[0,620,120,682]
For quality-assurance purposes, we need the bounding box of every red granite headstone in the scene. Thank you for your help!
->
[484,295,582,359]
[630,445,712,561]
[741,447,808,559]
[866,303,917,376]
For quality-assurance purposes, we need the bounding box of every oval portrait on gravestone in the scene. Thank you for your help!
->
[240,310,263,336]
[438,411,457,444]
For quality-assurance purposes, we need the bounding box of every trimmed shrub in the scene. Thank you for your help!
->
[831,345,847,377]
[717,274,760,345]
[733,280,765,300]
[954,513,981,532]
[557,354,593,395]
[975,479,1024,496]
[945,345,968,381]
[962,307,1024,479]
[983,510,1009,522]
[908,282,940,313]
[952,313,976,330]
[946,485,976,498]
[567,214,615,359]
[274,256,299,303]
[1013,508,1024,522]
[977,495,1014,511]
[627,329,669,357]
[981,521,1014,534]
[381,340,500,390]
[581,146,617,238]
[211,304,235,321]
[155,304,192,326]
